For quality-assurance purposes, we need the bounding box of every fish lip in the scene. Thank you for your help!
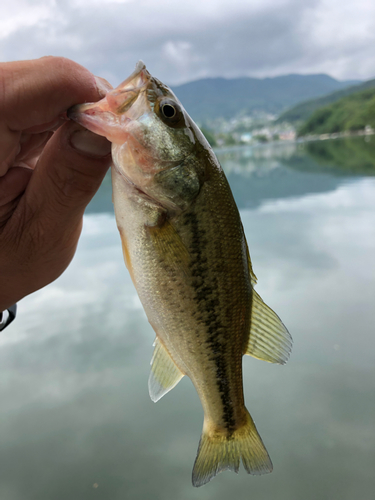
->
[67,103,94,122]
[68,103,124,141]
[67,61,151,139]
[116,60,150,92]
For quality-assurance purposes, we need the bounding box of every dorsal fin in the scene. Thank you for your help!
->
[245,290,292,364]
[241,222,291,364]
[148,337,184,402]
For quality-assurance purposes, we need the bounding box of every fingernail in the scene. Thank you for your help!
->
[69,129,111,158]
[94,76,113,98]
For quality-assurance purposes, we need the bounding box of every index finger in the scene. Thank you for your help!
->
[0,56,106,132]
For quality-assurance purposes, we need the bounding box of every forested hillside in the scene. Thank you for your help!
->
[277,78,375,124]
[297,87,375,136]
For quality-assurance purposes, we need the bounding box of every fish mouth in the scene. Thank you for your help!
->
[67,61,151,142]
[67,103,119,139]
[115,60,150,93]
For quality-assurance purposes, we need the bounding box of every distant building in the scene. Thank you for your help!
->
[279,131,296,141]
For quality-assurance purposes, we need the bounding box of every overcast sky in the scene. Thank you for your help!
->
[1,0,374,86]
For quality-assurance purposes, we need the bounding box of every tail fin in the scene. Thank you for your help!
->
[192,409,272,487]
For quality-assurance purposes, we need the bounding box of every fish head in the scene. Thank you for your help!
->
[69,61,209,210]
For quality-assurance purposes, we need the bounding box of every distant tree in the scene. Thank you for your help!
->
[254,135,268,143]
[224,134,236,146]
[277,78,375,125]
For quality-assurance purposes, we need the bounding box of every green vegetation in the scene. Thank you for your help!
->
[200,126,241,147]
[302,136,375,175]
[277,78,375,125]
[253,134,269,143]
[297,87,375,136]
[220,134,237,146]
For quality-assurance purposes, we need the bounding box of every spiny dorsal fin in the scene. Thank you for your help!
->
[245,290,292,365]
[149,337,184,402]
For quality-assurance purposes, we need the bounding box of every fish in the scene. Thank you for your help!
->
[68,61,292,487]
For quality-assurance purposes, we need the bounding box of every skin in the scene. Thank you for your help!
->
[0,57,113,311]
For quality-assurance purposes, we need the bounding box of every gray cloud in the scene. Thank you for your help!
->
[1,0,374,85]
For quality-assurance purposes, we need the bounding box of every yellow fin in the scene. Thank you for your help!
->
[147,220,190,276]
[148,337,184,403]
[192,409,272,487]
[245,290,292,364]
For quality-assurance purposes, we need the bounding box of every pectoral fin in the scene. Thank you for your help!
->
[149,337,184,402]
[147,220,190,276]
[245,290,292,365]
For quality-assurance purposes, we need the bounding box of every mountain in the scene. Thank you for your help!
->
[297,87,375,136]
[277,78,375,124]
[171,74,360,122]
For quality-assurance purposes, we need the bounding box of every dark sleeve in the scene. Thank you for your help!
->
[0,304,17,331]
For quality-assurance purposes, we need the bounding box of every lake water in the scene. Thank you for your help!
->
[1,137,374,500]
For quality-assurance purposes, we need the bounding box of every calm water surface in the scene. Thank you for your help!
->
[1,138,374,500]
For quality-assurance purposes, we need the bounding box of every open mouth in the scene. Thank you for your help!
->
[67,61,151,142]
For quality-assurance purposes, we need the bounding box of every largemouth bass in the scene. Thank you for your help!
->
[69,61,292,487]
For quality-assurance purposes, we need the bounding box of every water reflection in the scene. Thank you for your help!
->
[1,139,374,499]
[303,135,375,176]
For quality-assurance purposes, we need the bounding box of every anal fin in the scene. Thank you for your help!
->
[149,337,184,402]
[245,290,292,365]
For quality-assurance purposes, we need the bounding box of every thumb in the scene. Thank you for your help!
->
[17,120,112,249]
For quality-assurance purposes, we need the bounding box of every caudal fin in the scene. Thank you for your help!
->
[192,409,272,487]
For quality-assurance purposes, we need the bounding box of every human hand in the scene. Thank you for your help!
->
[0,57,113,311]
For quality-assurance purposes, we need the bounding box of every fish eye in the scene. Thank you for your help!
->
[161,103,176,119]
[158,98,184,128]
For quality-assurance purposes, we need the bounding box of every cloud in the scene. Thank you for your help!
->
[0,0,374,85]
